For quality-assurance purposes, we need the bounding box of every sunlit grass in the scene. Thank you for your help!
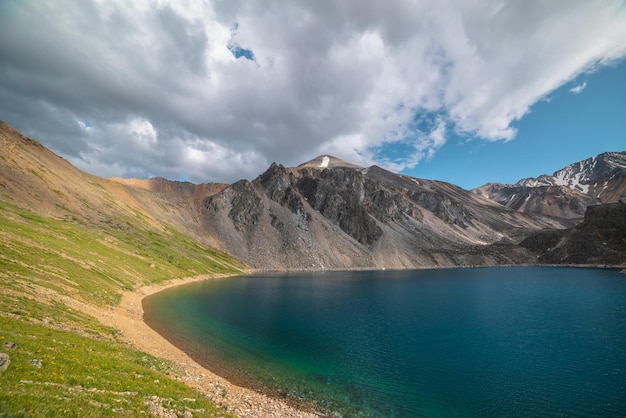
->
[0,316,233,417]
[0,200,244,416]
[0,200,243,306]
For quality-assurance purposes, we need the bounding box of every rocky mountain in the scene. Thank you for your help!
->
[520,202,626,266]
[200,155,564,270]
[1,120,623,270]
[473,152,626,220]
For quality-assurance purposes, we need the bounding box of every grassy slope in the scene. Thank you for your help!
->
[0,317,228,417]
[0,121,249,415]
[0,199,244,416]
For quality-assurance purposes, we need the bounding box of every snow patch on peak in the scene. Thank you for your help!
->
[319,156,330,168]
[516,177,551,187]
[553,168,590,194]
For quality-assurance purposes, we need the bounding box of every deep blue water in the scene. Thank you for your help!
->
[144,267,626,417]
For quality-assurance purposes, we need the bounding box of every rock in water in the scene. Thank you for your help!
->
[0,353,10,372]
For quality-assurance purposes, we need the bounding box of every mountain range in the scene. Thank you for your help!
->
[473,152,626,220]
[1,121,625,269]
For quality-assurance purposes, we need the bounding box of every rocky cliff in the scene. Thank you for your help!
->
[520,202,626,266]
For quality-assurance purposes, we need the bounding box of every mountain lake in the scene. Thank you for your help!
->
[143,267,626,417]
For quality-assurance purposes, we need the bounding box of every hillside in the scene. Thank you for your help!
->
[0,121,250,416]
[520,202,626,266]
[110,176,228,199]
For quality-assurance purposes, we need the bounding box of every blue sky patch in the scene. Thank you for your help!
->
[228,45,255,61]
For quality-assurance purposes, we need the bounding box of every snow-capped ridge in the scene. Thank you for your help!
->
[516,152,625,195]
[473,151,626,220]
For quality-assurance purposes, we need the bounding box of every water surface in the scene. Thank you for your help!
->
[144,267,626,417]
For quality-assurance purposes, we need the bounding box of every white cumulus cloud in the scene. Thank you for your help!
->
[0,0,625,182]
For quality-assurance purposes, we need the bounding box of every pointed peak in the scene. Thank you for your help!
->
[296,155,363,170]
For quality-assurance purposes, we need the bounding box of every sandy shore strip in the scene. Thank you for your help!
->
[86,274,320,418]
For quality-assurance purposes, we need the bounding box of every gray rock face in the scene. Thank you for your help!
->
[520,202,626,266]
[295,166,383,245]
[205,179,264,233]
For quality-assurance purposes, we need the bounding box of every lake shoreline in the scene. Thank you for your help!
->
[91,265,625,417]
[89,273,320,418]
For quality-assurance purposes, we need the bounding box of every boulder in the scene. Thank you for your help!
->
[0,353,9,372]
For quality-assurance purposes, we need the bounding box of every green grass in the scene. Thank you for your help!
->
[0,200,243,307]
[0,316,233,417]
[0,200,244,416]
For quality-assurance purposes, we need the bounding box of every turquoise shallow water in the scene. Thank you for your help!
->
[144,267,626,417]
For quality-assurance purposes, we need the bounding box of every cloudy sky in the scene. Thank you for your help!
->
[1,0,625,189]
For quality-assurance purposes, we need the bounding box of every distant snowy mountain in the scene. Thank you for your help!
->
[516,152,626,199]
[473,152,626,220]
